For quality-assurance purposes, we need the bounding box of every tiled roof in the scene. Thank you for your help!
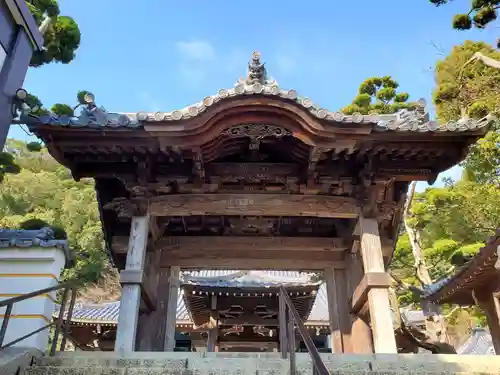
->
[423,229,500,303]
[307,284,425,327]
[55,293,190,324]
[15,53,493,133]
[0,228,75,268]
[18,97,493,134]
[182,270,316,288]
[457,328,496,355]
[308,284,329,321]
[58,270,426,327]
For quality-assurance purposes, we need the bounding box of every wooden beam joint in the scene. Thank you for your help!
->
[350,272,392,314]
[119,269,156,312]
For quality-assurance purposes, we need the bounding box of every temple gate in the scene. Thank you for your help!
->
[17,52,492,354]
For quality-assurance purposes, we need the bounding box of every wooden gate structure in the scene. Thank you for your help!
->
[18,52,492,354]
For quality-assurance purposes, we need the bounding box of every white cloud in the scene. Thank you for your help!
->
[177,65,208,86]
[176,41,216,61]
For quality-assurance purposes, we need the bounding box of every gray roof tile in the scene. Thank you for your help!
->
[457,328,496,355]
[0,228,75,267]
[14,52,493,133]
[57,270,433,328]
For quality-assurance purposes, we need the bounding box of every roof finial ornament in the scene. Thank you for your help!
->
[245,51,266,85]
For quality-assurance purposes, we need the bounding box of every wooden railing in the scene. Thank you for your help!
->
[0,282,77,355]
[279,286,330,375]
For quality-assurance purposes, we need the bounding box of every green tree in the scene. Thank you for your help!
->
[391,180,499,297]
[411,181,500,244]
[341,76,418,114]
[430,0,500,46]
[433,41,500,184]
[2,2,82,180]
[0,140,107,286]
[25,0,81,67]
[434,41,500,121]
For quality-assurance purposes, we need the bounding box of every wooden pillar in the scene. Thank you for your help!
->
[164,266,180,351]
[115,215,150,354]
[358,216,397,353]
[152,269,171,350]
[207,295,218,352]
[325,267,352,353]
[335,269,353,353]
[347,250,374,353]
[325,267,341,353]
[279,291,287,358]
[135,247,160,351]
[474,290,500,354]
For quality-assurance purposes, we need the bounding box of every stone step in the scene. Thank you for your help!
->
[22,367,500,375]
[25,353,500,375]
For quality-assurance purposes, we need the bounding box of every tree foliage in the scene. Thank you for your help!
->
[434,41,500,121]
[341,76,418,114]
[391,177,499,331]
[0,139,108,286]
[430,0,500,46]
[26,0,81,67]
[433,41,500,184]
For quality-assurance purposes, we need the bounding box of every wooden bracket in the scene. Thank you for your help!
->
[350,272,392,314]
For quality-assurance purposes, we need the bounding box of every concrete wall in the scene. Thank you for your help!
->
[0,246,67,351]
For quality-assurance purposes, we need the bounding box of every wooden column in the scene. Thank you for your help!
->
[207,295,218,352]
[115,215,150,354]
[152,269,171,350]
[279,291,287,358]
[358,216,397,353]
[346,250,373,353]
[135,247,160,351]
[164,266,180,351]
[325,267,341,353]
[325,267,352,353]
[474,290,500,354]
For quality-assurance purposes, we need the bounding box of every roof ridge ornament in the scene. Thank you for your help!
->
[237,52,277,87]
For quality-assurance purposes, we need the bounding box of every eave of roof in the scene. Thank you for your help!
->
[181,270,319,288]
[16,95,493,135]
[423,229,500,304]
[13,53,494,135]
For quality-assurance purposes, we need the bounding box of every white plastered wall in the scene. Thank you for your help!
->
[0,247,68,351]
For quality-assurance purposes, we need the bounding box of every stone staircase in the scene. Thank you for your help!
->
[14,352,500,375]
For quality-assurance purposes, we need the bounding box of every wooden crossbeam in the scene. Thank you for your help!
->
[161,257,345,270]
[112,236,348,254]
[147,194,360,218]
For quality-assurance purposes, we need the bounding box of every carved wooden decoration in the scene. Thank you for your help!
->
[147,194,360,218]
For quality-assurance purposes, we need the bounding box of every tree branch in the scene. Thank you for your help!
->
[400,321,457,354]
[404,181,433,286]
[390,273,424,296]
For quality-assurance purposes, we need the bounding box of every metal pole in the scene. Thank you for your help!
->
[0,304,13,347]
[59,287,77,351]
[50,286,70,355]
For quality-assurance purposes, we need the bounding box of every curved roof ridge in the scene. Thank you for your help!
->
[15,53,494,133]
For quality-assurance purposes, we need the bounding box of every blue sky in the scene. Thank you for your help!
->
[9,0,497,190]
